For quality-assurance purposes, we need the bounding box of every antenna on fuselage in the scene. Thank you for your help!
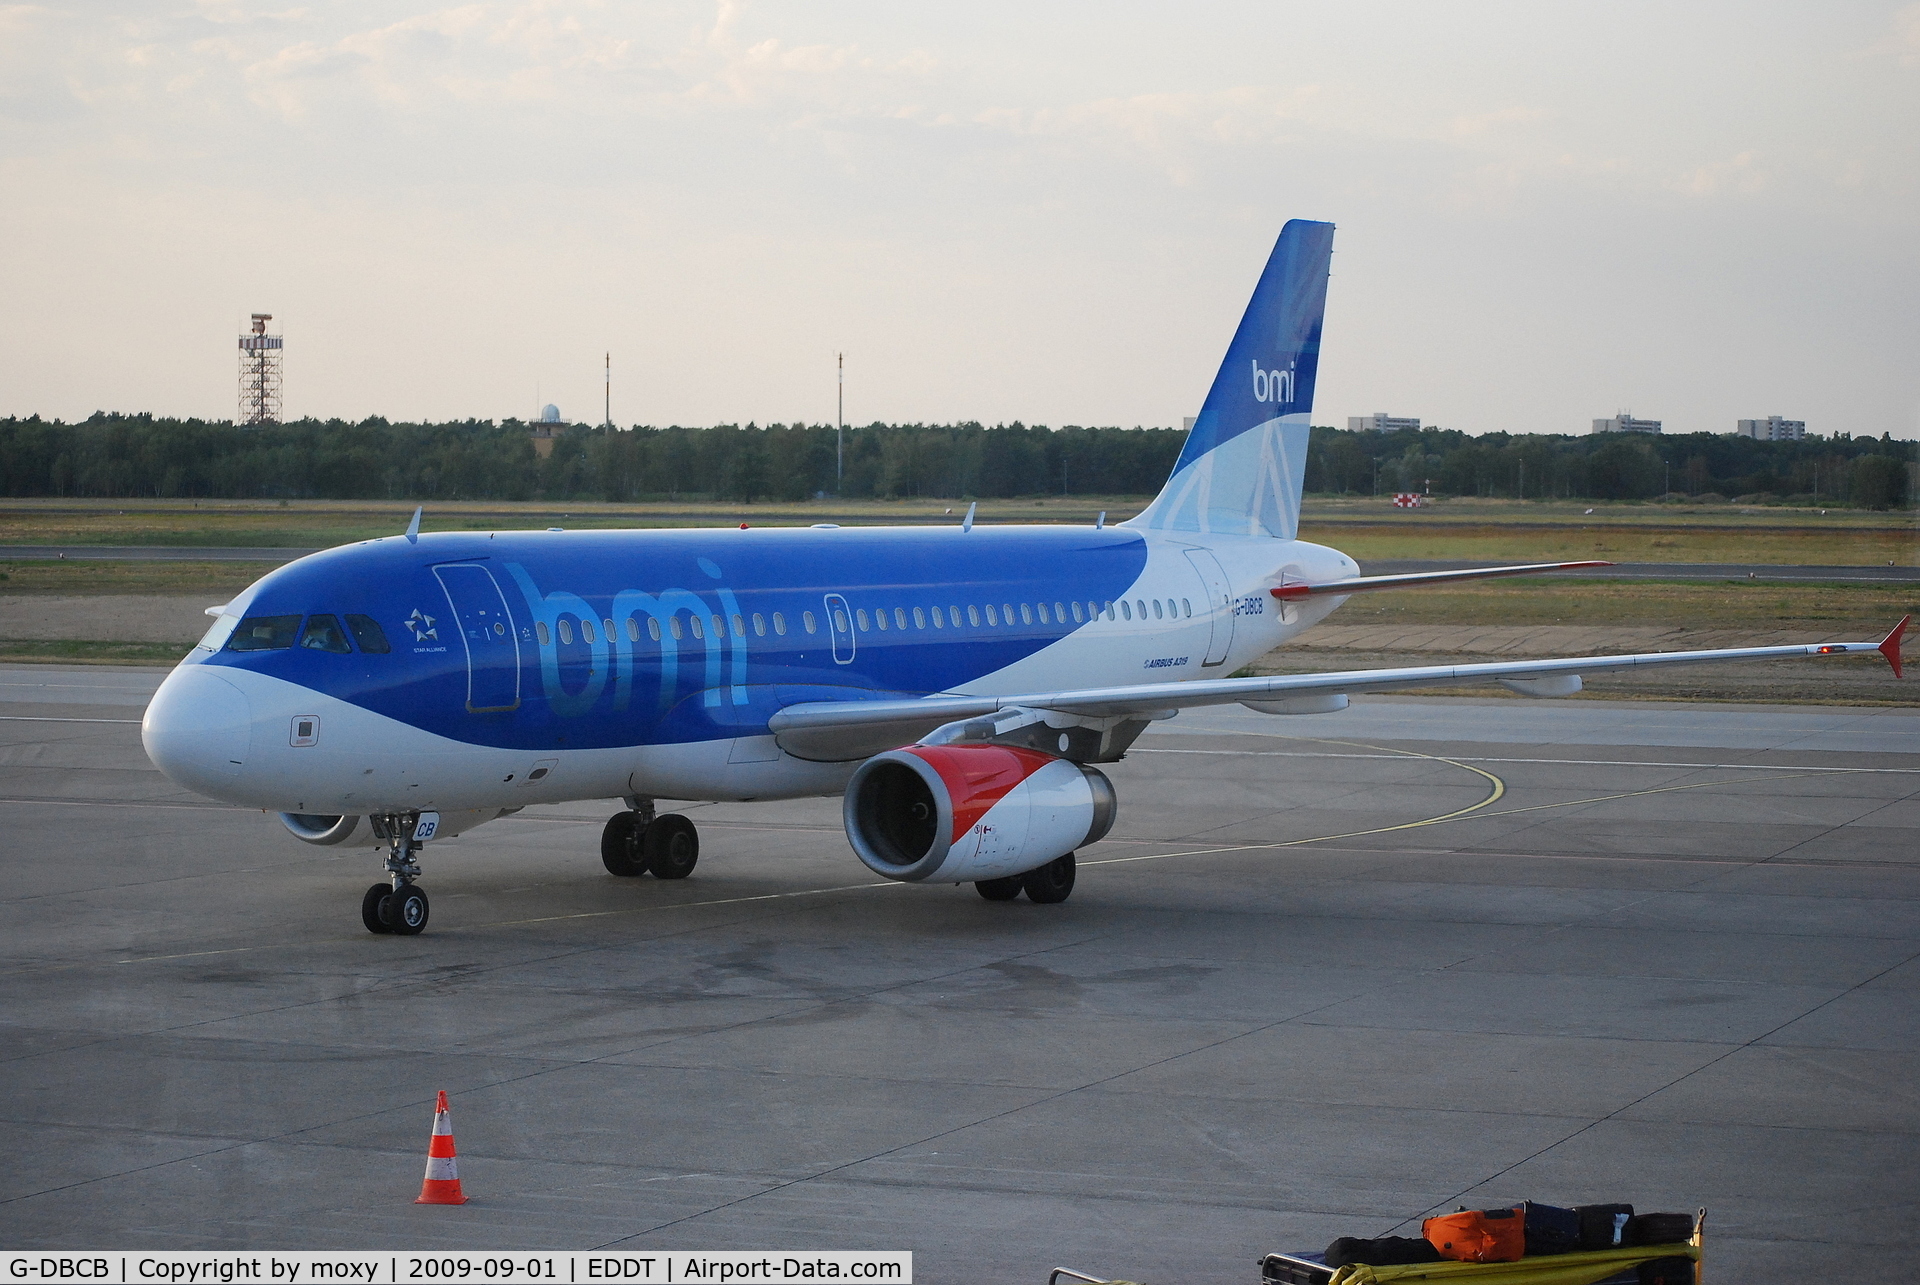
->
[962,502,975,533]
[405,506,422,544]
[1096,511,1106,529]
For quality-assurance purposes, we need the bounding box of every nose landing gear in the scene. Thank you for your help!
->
[601,799,700,880]
[361,813,430,935]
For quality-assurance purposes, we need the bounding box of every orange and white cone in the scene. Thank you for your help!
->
[415,1090,468,1205]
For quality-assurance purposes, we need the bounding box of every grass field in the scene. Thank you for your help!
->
[1,496,1914,564]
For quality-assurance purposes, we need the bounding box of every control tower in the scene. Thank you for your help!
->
[238,314,283,425]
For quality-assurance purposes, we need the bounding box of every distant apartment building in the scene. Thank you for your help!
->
[1348,412,1420,433]
[1591,414,1662,435]
[1735,415,1806,441]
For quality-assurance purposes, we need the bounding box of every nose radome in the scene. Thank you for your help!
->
[143,665,253,795]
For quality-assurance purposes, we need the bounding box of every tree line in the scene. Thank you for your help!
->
[0,414,1911,508]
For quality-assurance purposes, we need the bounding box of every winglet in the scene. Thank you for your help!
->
[962,502,975,533]
[405,506,422,544]
[1881,614,1909,679]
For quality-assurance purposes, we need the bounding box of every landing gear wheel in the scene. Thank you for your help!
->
[601,811,647,876]
[383,883,429,934]
[975,875,1024,901]
[361,883,395,934]
[1022,853,1076,904]
[643,813,699,879]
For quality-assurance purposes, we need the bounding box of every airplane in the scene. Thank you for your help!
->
[140,219,1910,935]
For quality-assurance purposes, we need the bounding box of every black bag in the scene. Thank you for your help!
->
[1522,1202,1581,1256]
[1324,1237,1443,1268]
[1574,1203,1635,1251]
[1636,1257,1694,1285]
[1626,1212,1695,1247]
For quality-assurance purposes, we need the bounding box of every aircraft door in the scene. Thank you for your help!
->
[823,593,856,665]
[1183,549,1235,667]
[433,563,522,712]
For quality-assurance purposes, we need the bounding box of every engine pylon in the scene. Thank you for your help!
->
[414,1090,468,1205]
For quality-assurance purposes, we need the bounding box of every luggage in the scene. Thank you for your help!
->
[1323,1236,1443,1268]
[1423,1206,1526,1263]
[1627,1212,1696,1247]
[1575,1202,1636,1251]
[1521,1201,1581,1255]
[1636,1257,1695,1285]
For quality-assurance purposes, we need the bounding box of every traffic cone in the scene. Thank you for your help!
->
[415,1090,468,1205]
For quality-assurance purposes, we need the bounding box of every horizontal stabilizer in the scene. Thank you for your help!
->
[1272,561,1612,599]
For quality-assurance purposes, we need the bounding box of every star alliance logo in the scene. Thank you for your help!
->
[405,608,438,642]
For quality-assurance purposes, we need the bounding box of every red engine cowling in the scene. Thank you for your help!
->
[843,744,1116,883]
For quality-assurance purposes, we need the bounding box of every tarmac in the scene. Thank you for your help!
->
[1,666,1916,1282]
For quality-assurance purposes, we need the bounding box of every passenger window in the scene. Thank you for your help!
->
[299,614,352,653]
[670,617,684,640]
[1003,604,1016,625]
[984,604,998,626]
[753,613,767,636]
[1021,603,1035,625]
[536,621,551,646]
[733,613,746,637]
[833,609,849,633]
[227,614,302,651]
[803,611,817,634]
[623,618,638,642]
[1091,600,1103,619]
[558,619,574,644]
[1182,598,1192,616]
[1120,601,1132,621]
[345,614,390,654]
[648,617,662,641]
[690,615,704,639]
[775,612,789,635]
[873,609,887,631]
[1152,600,1164,620]
[1070,602,1084,623]
[856,609,870,631]
[967,605,981,627]
[894,608,907,630]
[711,614,725,638]
[581,620,596,643]
[912,607,926,629]
[1054,601,1066,621]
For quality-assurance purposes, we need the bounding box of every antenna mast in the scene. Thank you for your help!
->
[604,351,611,430]
[836,351,844,490]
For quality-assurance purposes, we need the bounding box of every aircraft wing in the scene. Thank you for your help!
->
[768,616,1908,762]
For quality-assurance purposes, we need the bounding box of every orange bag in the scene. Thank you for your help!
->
[1423,1206,1526,1263]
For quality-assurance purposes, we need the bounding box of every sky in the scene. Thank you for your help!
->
[2,1,1917,438]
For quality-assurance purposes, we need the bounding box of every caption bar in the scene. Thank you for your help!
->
[4,1256,910,1285]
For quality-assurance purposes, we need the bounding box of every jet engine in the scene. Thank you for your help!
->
[843,744,1115,883]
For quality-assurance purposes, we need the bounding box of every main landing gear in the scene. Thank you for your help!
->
[362,812,430,936]
[601,799,700,880]
[976,852,1076,904]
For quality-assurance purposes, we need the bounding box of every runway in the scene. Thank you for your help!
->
[1,666,1915,1282]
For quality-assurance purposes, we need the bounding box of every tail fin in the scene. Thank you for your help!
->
[1129,219,1334,540]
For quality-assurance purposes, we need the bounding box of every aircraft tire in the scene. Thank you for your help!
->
[645,814,699,879]
[361,883,395,934]
[601,811,647,876]
[975,875,1024,901]
[385,883,429,935]
[1021,853,1076,904]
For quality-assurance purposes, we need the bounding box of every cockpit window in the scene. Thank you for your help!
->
[197,614,240,651]
[300,614,352,653]
[345,614,390,654]
[226,615,302,651]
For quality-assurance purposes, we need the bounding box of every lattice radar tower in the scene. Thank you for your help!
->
[238,313,283,425]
